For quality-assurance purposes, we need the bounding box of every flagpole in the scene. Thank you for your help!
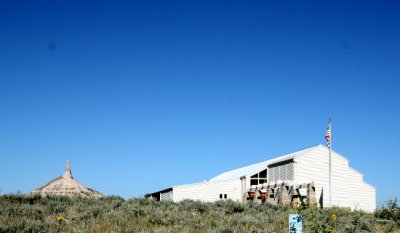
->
[328,119,332,208]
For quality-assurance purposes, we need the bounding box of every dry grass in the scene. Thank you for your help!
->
[0,194,398,233]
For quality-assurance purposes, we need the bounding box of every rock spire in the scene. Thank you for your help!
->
[29,160,103,198]
[63,160,73,179]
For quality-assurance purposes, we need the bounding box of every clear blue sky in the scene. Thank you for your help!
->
[1,1,399,206]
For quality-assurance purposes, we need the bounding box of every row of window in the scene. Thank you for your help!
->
[250,161,294,185]
[219,194,228,199]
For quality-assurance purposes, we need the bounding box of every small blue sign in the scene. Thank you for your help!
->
[289,214,302,233]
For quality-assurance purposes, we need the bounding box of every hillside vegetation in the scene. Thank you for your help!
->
[0,194,398,233]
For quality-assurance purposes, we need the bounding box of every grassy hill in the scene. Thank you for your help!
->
[0,194,398,233]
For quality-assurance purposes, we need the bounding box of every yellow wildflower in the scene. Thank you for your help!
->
[57,216,64,221]
[245,223,251,228]
[331,214,337,220]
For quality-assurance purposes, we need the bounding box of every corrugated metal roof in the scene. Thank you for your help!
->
[209,145,321,182]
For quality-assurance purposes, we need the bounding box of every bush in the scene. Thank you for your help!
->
[376,199,400,223]
[0,194,397,232]
[375,198,400,232]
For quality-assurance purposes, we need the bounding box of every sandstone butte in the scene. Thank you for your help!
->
[29,160,103,198]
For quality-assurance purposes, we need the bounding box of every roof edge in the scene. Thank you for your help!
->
[243,144,323,176]
[218,145,323,178]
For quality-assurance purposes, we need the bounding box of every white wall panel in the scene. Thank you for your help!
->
[294,146,376,212]
[173,179,242,202]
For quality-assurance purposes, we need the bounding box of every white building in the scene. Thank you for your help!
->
[147,145,376,212]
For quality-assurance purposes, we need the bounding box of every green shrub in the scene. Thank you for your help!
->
[376,198,399,223]
[0,194,397,232]
[375,198,400,232]
[0,223,10,233]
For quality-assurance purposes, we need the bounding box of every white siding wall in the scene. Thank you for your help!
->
[294,146,331,207]
[359,182,376,213]
[173,179,242,202]
[346,169,376,212]
[294,146,376,212]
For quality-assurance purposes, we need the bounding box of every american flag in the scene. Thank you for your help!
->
[325,120,331,148]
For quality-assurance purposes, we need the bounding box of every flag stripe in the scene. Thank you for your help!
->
[325,122,331,148]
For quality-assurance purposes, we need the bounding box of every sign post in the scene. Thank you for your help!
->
[289,214,302,233]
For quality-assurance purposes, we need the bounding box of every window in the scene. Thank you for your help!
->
[250,179,258,186]
[219,194,223,199]
[259,169,267,178]
[224,194,227,199]
[259,179,267,184]
[250,168,268,185]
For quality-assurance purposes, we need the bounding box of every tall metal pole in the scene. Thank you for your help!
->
[328,119,332,208]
